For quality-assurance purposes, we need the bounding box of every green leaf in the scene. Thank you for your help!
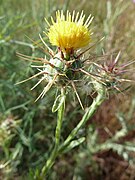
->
[52,94,65,113]
[63,137,85,153]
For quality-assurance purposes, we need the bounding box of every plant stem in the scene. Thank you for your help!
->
[41,88,65,177]
[59,83,106,153]
[41,83,105,177]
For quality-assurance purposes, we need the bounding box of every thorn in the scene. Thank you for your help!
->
[39,34,54,57]
[71,81,84,110]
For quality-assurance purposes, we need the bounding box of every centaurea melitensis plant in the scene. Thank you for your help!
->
[17,10,134,178]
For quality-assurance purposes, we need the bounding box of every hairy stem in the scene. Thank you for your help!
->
[41,88,65,177]
[41,83,105,177]
[59,83,106,153]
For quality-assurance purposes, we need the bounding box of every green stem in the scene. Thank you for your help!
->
[59,84,106,153]
[41,88,65,177]
[41,83,105,177]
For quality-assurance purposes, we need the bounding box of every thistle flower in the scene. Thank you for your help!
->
[45,10,93,54]
[16,11,96,108]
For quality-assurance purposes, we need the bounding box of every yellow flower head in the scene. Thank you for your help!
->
[46,10,93,53]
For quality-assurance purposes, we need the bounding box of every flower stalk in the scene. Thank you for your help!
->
[41,88,66,177]
[41,82,106,177]
[59,82,106,153]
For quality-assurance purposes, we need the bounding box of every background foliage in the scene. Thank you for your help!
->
[0,0,135,179]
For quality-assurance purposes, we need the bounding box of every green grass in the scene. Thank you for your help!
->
[0,0,135,179]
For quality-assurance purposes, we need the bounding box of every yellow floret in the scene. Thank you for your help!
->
[46,11,93,52]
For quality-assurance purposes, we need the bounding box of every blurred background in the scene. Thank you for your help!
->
[0,0,135,179]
